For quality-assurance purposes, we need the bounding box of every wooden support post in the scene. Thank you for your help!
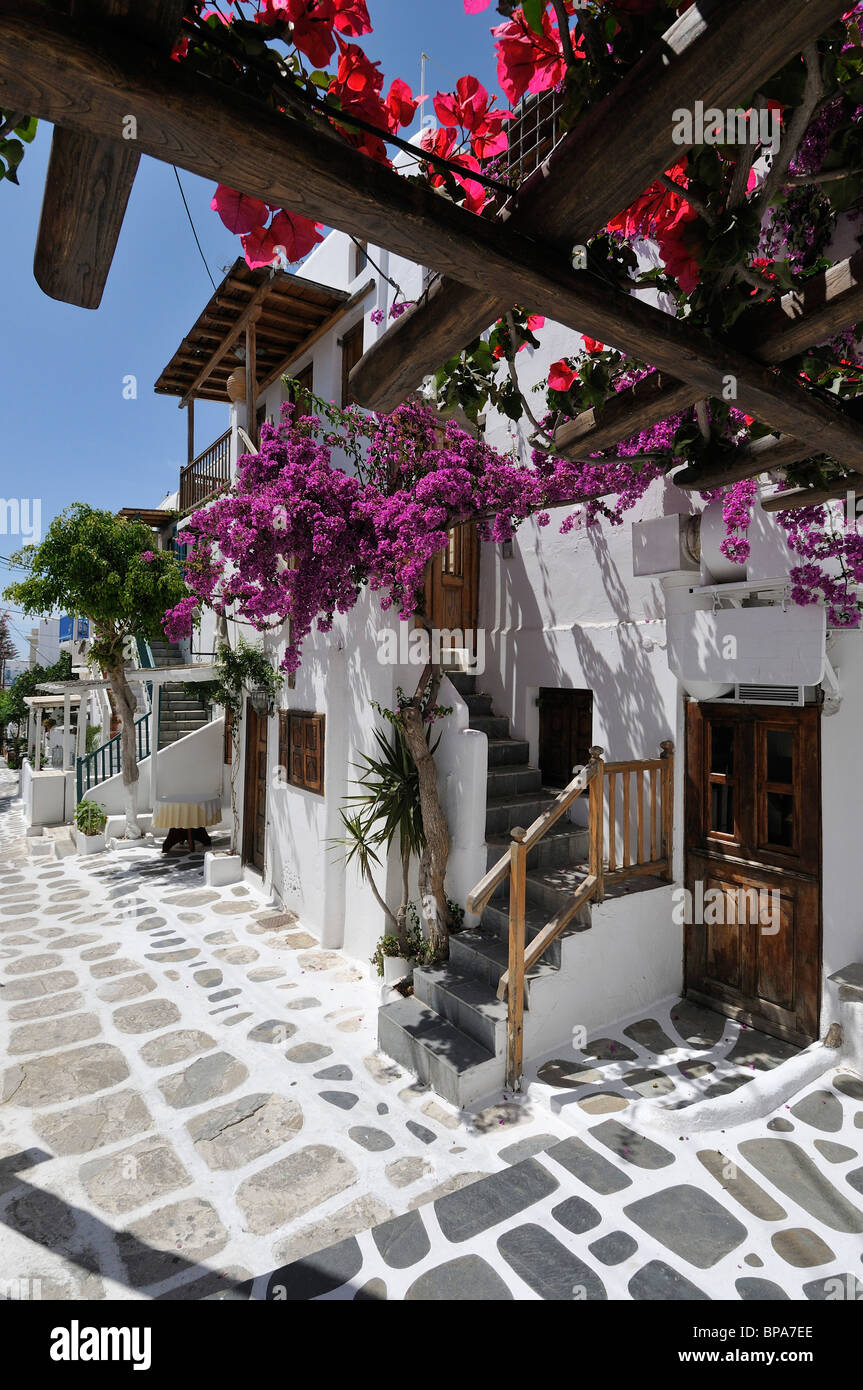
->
[660,740,675,880]
[61,692,71,771]
[245,316,258,448]
[506,826,528,1093]
[34,708,43,772]
[186,398,195,466]
[588,747,605,903]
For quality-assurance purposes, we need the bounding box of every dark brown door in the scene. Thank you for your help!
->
[242,699,268,871]
[424,522,479,635]
[538,688,593,789]
[685,702,821,1046]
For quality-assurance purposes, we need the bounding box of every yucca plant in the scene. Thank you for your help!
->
[332,720,435,955]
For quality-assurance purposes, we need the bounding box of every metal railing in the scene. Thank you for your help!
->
[179,428,232,513]
[495,86,565,188]
[76,714,150,801]
[467,741,674,1090]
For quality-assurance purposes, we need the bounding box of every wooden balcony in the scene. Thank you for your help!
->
[179,428,232,513]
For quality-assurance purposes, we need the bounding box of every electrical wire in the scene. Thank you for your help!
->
[173,166,218,291]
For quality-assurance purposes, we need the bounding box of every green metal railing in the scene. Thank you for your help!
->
[76,713,150,801]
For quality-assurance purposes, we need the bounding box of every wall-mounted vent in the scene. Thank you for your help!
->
[733,683,804,706]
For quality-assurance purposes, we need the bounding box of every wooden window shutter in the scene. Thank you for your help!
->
[289,713,305,785]
[278,711,289,775]
[224,708,234,764]
[303,713,325,795]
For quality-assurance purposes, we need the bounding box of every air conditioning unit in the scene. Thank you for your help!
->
[732,683,805,705]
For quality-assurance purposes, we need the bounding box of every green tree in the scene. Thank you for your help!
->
[4,505,190,837]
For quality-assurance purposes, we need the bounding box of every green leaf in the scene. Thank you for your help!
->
[522,0,545,36]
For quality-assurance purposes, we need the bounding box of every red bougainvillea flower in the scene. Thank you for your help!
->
[434,75,492,134]
[548,360,578,392]
[493,10,567,106]
[527,315,545,330]
[384,78,421,132]
[607,159,690,240]
[211,185,269,235]
[463,0,492,11]
[269,210,325,263]
[656,203,700,294]
[420,125,458,176]
[582,336,605,354]
[470,109,512,159]
[335,38,384,96]
[332,0,372,36]
[241,223,280,269]
[257,0,337,68]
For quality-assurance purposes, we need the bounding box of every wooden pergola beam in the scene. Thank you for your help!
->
[3,1,862,466]
[256,277,374,394]
[348,0,854,412]
[33,0,185,309]
[556,251,863,470]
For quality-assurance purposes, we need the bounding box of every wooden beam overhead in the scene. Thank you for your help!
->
[256,277,375,394]
[33,0,185,309]
[742,248,863,363]
[180,277,273,406]
[4,0,863,468]
[348,0,854,412]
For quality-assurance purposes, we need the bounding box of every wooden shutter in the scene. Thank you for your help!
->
[278,711,289,778]
[224,708,234,764]
[285,711,325,795]
[341,322,364,407]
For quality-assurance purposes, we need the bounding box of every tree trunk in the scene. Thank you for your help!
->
[399,664,452,956]
[107,662,142,840]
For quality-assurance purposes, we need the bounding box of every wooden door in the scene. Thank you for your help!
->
[242,699,268,871]
[685,702,821,1046]
[423,522,479,634]
[538,688,593,789]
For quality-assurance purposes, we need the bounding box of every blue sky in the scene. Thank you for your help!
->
[0,0,500,654]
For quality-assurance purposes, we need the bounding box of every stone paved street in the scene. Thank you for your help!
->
[1,763,862,1301]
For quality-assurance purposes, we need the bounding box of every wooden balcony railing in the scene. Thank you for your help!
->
[466,741,674,1090]
[179,428,232,513]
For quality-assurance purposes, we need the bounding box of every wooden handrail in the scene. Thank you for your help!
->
[465,739,674,1091]
[466,755,599,917]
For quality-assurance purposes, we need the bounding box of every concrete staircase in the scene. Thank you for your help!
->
[149,638,210,749]
[378,674,594,1107]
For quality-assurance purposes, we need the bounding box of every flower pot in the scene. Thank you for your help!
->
[75,827,107,855]
[226,367,246,403]
[382,954,413,986]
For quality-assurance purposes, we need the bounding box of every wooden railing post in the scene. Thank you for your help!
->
[588,746,605,903]
[506,826,528,1093]
[660,740,674,880]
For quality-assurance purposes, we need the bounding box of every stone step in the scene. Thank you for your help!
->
[485,825,590,873]
[377,994,502,1108]
[484,791,558,837]
[485,764,543,798]
[449,928,558,997]
[523,864,593,916]
[487,737,531,768]
[468,713,511,740]
[447,672,476,699]
[480,901,576,969]
[412,963,507,1055]
[463,692,494,718]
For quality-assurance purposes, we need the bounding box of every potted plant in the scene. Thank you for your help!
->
[74,798,108,854]
[372,933,415,986]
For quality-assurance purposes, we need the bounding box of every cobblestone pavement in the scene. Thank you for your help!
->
[1,765,862,1301]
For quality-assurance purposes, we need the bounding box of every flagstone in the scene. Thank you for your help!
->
[385,1156,433,1189]
[544,1136,633,1194]
[790,1090,845,1133]
[588,1230,639,1265]
[406,1254,513,1302]
[89,958,141,978]
[80,944,121,961]
[624,1184,747,1268]
[285,1042,332,1064]
[50,934,101,949]
[117,1198,228,1287]
[8,1012,101,1055]
[247,966,285,982]
[349,1126,394,1152]
[214,946,259,964]
[187,1092,303,1169]
[157,1266,252,1300]
[2,969,78,1000]
[96,973,156,1003]
[158,1051,249,1109]
[628,1260,709,1300]
[696,1149,787,1221]
[371,1209,430,1269]
[739,1138,863,1232]
[194,969,222,987]
[736,1277,789,1299]
[8,989,85,1020]
[79,1137,191,1214]
[33,1090,153,1155]
[834,1074,863,1101]
[499,1223,607,1300]
[272,1195,394,1266]
[0,1043,130,1106]
[435,1159,558,1243]
[771,1227,836,1267]
[113,999,182,1034]
[813,1140,857,1163]
[247,1019,297,1044]
[236,1144,358,1234]
[139,1030,217,1068]
[144,948,200,962]
[4,952,64,975]
[589,1120,675,1170]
